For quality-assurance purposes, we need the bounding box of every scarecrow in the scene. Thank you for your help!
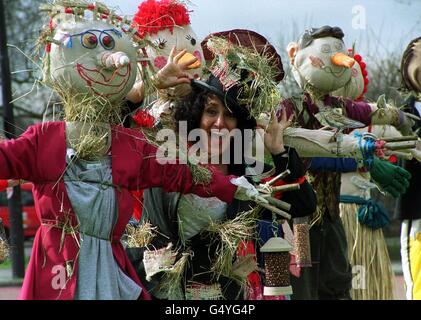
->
[280,26,414,300]
[334,51,396,300]
[398,36,421,300]
[126,0,204,126]
[0,0,265,300]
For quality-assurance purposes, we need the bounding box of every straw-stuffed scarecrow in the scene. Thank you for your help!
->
[0,0,265,300]
[398,36,421,300]
[281,26,414,300]
[126,0,204,124]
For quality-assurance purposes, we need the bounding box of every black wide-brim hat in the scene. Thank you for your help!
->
[191,74,257,129]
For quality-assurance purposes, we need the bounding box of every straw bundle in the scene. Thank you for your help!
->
[206,208,260,284]
[52,83,123,160]
[340,202,394,300]
[156,251,191,300]
[205,37,282,118]
[125,222,157,248]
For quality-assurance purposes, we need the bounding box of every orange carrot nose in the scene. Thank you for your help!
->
[177,52,201,69]
[331,53,355,68]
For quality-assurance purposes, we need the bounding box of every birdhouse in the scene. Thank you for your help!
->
[260,236,293,296]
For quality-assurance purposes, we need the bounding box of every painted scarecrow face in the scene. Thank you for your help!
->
[47,16,137,103]
[332,57,365,99]
[290,36,354,94]
[146,25,204,80]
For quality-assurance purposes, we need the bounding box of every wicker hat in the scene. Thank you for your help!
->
[192,29,284,127]
[201,29,284,82]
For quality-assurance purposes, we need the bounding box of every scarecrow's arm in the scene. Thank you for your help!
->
[137,141,237,204]
[268,148,317,219]
[0,125,38,181]
[340,96,417,136]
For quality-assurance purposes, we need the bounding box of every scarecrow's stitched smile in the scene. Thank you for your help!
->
[76,63,131,98]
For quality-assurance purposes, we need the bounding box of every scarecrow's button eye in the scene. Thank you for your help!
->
[81,32,98,49]
[320,44,331,53]
[101,34,115,50]
[334,42,343,51]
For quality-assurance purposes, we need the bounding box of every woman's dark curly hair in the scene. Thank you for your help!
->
[173,85,257,172]
[173,85,256,133]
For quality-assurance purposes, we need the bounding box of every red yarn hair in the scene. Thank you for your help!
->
[133,0,191,38]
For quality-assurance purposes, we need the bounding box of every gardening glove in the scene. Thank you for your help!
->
[369,157,411,198]
[231,176,268,204]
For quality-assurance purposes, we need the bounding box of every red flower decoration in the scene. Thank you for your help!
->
[388,155,398,164]
[349,49,369,101]
[133,110,156,128]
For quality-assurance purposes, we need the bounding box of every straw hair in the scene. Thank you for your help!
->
[51,83,122,160]
[204,36,282,119]
[125,222,157,248]
[155,251,191,299]
[206,208,260,285]
[340,202,394,300]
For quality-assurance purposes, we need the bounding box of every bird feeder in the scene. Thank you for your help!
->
[261,236,293,296]
[293,216,312,267]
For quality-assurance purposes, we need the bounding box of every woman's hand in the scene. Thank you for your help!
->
[263,108,294,155]
[153,47,197,90]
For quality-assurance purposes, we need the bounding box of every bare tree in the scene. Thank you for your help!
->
[1,0,56,135]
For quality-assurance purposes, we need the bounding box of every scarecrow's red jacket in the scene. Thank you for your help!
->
[0,121,237,300]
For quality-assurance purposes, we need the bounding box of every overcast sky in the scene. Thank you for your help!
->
[105,0,421,56]
[2,0,421,106]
